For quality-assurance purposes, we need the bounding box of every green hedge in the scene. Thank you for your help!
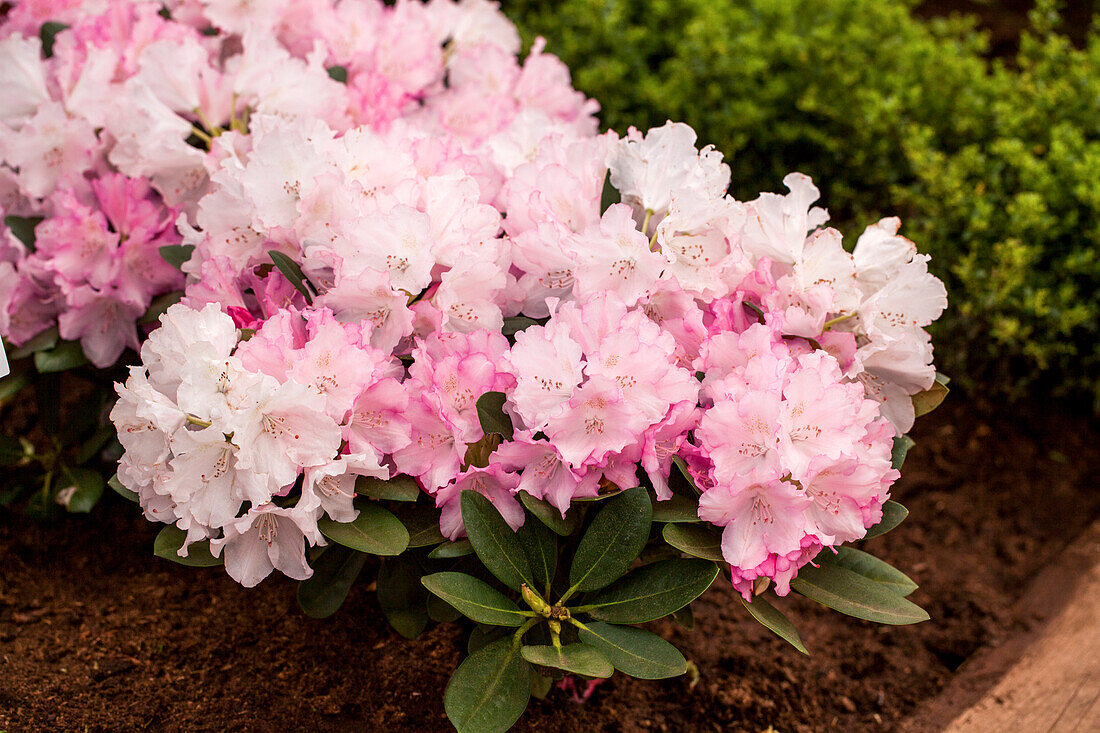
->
[509,0,1100,406]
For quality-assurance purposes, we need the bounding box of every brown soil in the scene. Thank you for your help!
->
[1,396,1098,733]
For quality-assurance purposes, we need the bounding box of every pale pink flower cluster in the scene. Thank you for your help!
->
[93,2,946,595]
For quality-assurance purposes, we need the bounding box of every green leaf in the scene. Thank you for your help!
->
[10,327,58,360]
[671,604,695,630]
[153,525,222,567]
[517,490,577,535]
[39,21,68,57]
[107,474,138,503]
[662,522,724,562]
[34,340,88,373]
[475,391,514,440]
[268,250,314,303]
[326,65,348,83]
[791,562,929,625]
[468,624,511,655]
[517,518,556,591]
[138,290,185,325]
[912,378,949,417]
[651,492,701,523]
[58,467,104,513]
[891,435,916,470]
[521,643,614,678]
[600,170,620,214]
[445,638,531,733]
[0,370,29,402]
[400,506,447,548]
[742,594,808,654]
[318,504,409,556]
[584,558,718,624]
[577,622,687,680]
[0,434,23,466]
[74,424,114,465]
[296,545,368,619]
[530,669,554,700]
[502,316,542,338]
[818,546,918,596]
[427,593,462,624]
[356,474,421,502]
[159,244,195,270]
[461,490,535,592]
[671,456,700,494]
[421,572,528,627]
[4,215,44,250]
[377,555,429,639]
[568,486,652,593]
[428,539,475,559]
[863,500,909,540]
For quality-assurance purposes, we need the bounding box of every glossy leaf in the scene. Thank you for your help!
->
[153,525,222,567]
[742,594,808,654]
[356,474,421,502]
[585,558,718,624]
[912,378,949,417]
[377,555,429,639]
[107,474,138,503]
[891,435,916,470]
[517,518,556,590]
[34,340,88,373]
[297,545,368,618]
[863,500,909,540]
[461,490,535,592]
[399,506,447,547]
[427,593,462,624]
[662,522,724,562]
[521,643,614,678]
[517,490,577,535]
[791,562,930,625]
[577,622,687,680]
[318,504,409,556]
[568,486,652,593]
[428,539,474,559]
[651,492,701,523]
[59,467,104,513]
[475,391,514,440]
[444,638,531,733]
[159,244,195,270]
[268,250,315,302]
[818,546,918,596]
[421,572,528,627]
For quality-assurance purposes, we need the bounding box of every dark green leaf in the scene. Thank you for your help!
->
[0,370,29,402]
[34,340,88,373]
[671,604,695,630]
[521,643,614,678]
[421,572,528,626]
[59,466,104,513]
[297,545,367,618]
[577,622,687,680]
[671,456,700,494]
[468,624,511,655]
[427,593,462,624]
[444,638,531,733]
[791,562,930,625]
[600,170,619,214]
[585,558,718,624]
[138,290,185,325]
[502,316,542,338]
[818,546,918,596]
[568,486,652,593]
[518,490,577,535]
[39,21,68,57]
[863,500,909,540]
[651,492,701,523]
[153,525,222,567]
[475,391,514,440]
[377,555,428,639]
[327,65,348,83]
[428,539,475,559]
[912,378,948,417]
[74,424,114,465]
[159,244,194,270]
[107,474,138,503]
[0,434,23,466]
[891,435,916,470]
[318,504,409,556]
[517,518,556,590]
[4,215,44,250]
[742,594,808,654]
[10,327,58,360]
[356,474,421,502]
[268,250,314,303]
[662,522,724,562]
[461,490,535,592]
[400,506,447,547]
[530,669,554,700]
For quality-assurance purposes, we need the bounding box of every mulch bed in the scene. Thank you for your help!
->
[1,395,1097,732]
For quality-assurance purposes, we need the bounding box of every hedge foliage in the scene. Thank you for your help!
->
[509,0,1100,406]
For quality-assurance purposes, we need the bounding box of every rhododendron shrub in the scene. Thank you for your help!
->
[2,2,950,732]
